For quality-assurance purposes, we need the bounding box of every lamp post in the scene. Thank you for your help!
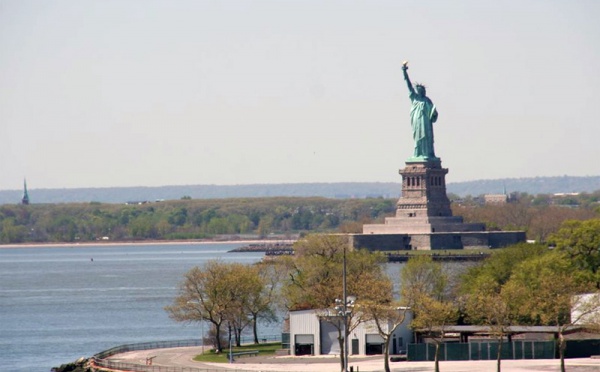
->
[228,323,233,363]
[343,245,348,372]
[334,246,355,372]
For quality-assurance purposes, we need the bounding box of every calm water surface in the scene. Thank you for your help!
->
[0,243,266,372]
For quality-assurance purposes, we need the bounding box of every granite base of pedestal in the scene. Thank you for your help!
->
[363,215,486,235]
[349,231,526,251]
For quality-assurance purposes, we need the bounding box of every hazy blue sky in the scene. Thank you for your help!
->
[1,0,599,190]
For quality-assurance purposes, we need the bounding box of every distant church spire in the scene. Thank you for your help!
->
[21,179,30,205]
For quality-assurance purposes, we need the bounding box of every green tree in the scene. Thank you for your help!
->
[129,214,157,239]
[226,264,256,346]
[168,207,188,226]
[460,242,547,294]
[0,218,27,243]
[165,261,245,353]
[401,255,447,301]
[205,217,232,235]
[411,296,457,372]
[257,216,273,238]
[401,256,457,372]
[503,251,599,372]
[549,219,600,288]
[464,276,518,372]
[245,263,280,344]
[360,293,409,372]
[47,215,78,242]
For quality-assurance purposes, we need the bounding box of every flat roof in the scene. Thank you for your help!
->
[419,325,586,334]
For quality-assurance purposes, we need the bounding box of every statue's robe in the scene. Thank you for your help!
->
[409,92,438,159]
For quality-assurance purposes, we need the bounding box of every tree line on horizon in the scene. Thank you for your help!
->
[0,197,395,244]
[0,191,598,244]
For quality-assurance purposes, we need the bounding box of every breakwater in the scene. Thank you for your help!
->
[232,243,490,262]
[230,242,295,256]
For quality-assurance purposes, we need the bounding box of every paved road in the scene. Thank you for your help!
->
[108,346,600,372]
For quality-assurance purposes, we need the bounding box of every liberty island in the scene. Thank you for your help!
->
[355,63,526,250]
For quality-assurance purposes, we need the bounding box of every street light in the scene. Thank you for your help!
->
[334,245,356,372]
[228,322,233,363]
[335,295,355,372]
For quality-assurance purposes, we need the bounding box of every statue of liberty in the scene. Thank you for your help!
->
[402,62,439,161]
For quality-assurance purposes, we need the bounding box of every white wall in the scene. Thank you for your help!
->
[289,308,414,356]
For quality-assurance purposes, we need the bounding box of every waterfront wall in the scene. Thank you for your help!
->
[350,231,526,251]
[92,337,284,372]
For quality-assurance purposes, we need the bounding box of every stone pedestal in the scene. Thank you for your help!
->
[363,159,485,238]
[358,158,528,250]
[396,159,452,218]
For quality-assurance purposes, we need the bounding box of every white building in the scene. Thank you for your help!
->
[289,308,413,356]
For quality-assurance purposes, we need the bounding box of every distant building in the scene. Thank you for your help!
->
[483,194,508,204]
[125,201,150,205]
[484,184,509,204]
[21,179,30,205]
[553,192,580,197]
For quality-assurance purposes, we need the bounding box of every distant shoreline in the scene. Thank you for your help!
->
[0,239,297,249]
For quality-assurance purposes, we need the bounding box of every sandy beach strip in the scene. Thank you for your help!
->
[0,239,297,249]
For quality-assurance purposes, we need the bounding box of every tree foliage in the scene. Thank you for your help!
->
[401,256,457,372]
[458,223,600,372]
[463,275,520,372]
[361,298,409,372]
[459,242,547,294]
[2,191,598,244]
[502,251,598,372]
[0,197,395,243]
[165,260,277,353]
[549,219,600,288]
[281,234,389,311]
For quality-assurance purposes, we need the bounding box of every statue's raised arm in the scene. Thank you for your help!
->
[402,61,415,96]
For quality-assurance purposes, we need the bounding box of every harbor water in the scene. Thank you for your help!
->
[0,243,268,372]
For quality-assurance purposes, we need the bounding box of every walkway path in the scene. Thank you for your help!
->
[107,346,600,372]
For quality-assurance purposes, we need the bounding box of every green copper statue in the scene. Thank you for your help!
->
[402,62,439,161]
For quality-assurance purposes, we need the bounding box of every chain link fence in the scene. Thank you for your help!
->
[408,340,556,361]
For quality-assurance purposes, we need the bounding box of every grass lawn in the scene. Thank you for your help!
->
[194,342,282,363]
